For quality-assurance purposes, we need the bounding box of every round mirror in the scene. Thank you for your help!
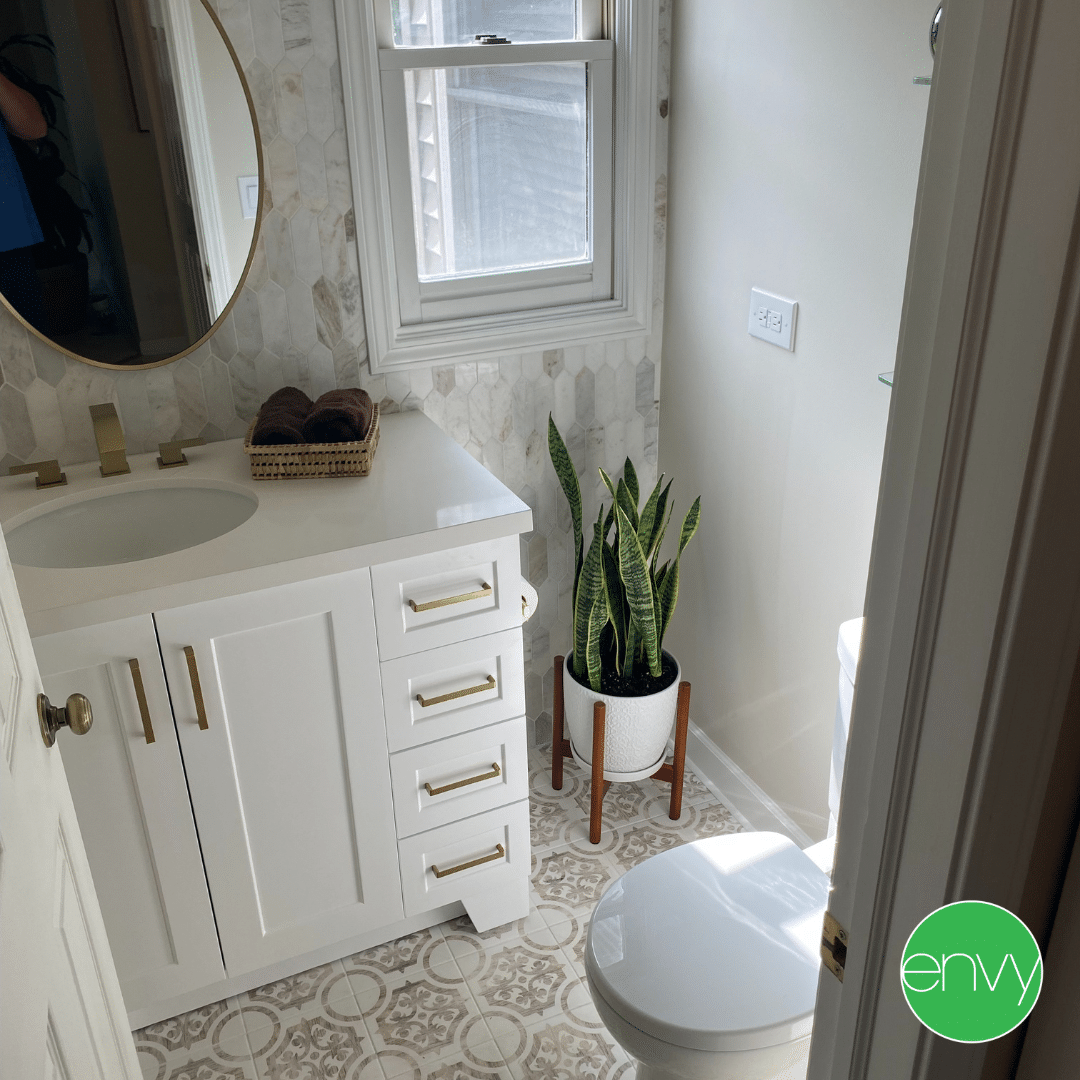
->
[0,0,260,369]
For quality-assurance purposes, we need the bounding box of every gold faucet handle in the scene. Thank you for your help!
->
[89,403,130,476]
[9,460,67,488]
[157,437,206,469]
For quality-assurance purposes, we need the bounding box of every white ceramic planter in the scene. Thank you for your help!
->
[563,653,682,782]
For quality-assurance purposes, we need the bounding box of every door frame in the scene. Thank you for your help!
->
[809,0,1080,1076]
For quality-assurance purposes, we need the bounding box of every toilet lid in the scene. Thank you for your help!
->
[585,831,829,1054]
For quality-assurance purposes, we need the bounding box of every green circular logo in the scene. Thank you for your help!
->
[901,901,1042,1042]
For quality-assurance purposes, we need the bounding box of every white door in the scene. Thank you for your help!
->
[154,569,404,977]
[34,617,225,1025]
[0,531,140,1076]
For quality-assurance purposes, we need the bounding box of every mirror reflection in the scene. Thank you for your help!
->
[0,0,258,368]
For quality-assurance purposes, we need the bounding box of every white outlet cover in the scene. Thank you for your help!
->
[749,288,797,351]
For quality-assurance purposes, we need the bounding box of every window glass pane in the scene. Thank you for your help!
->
[393,0,579,47]
[403,63,589,281]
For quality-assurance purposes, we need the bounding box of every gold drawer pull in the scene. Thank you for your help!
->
[425,762,501,797]
[128,659,155,744]
[431,843,505,879]
[408,582,491,613]
[416,675,496,709]
[183,647,209,730]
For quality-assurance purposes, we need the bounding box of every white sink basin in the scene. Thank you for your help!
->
[5,484,259,569]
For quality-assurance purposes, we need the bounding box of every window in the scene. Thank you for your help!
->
[336,0,658,371]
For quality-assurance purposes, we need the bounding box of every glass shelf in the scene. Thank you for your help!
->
[879,371,894,387]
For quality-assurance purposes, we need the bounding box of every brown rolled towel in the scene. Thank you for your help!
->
[301,389,374,445]
[263,386,314,416]
[251,406,307,445]
[251,386,314,445]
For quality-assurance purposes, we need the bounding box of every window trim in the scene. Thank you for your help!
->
[334,0,658,373]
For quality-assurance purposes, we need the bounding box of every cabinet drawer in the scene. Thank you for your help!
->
[398,801,530,919]
[390,718,528,838]
[381,628,525,752]
[371,536,523,660]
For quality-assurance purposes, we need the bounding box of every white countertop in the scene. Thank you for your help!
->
[1,411,532,637]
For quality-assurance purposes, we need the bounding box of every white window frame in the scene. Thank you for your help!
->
[334,0,659,373]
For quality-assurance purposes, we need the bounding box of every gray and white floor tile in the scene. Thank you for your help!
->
[134,745,743,1080]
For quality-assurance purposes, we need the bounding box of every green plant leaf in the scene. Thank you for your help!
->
[548,415,583,605]
[651,500,674,575]
[616,505,661,677]
[647,480,673,561]
[678,496,702,556]
[623,457,639,507]
[603,501,616,544]
[637,475,665,555]
[573,508,607,690]
[623,619,639,679]
[616,478,639,532]
[657,557,680,651]
[599,467,617,500]
[602,540,626,673]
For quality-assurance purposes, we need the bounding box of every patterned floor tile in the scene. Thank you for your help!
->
[497,1018,630,1080]
[358,960,496,1075]
[135,999,256,1080]
[138,742,749,1080]
[134,1030,257,1080]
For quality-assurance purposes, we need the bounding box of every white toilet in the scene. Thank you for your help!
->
[585,831,829,1080]
[583,619,865,1080]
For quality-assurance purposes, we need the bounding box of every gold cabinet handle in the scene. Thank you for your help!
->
[183,647,209,730]
[408,582,491,613]
[416,675,496,709]
[128,659,155,744]
[424,762,500,797]
[431,843,505,879]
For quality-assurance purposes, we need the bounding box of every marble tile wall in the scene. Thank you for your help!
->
[0,0,672,744]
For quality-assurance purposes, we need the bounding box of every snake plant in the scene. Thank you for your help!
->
[549,416,701,694]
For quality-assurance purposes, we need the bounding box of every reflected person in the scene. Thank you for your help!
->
[0,69,46,331]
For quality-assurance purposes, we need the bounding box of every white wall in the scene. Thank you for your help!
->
[659,0,931,839]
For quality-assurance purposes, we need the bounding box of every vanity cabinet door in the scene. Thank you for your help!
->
[154,570,404,977]
[33,617,225,1016]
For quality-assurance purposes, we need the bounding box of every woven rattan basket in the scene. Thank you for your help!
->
[244,404,380,479]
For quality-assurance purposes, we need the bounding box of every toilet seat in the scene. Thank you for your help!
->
[585,831,830,1054]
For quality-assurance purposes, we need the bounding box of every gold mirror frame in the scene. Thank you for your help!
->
[0,0,264,372]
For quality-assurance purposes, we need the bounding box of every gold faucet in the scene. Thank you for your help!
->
[90,403,130,476]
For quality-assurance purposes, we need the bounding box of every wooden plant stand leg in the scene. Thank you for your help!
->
[669,681,692,821]
[552,655,565,790]
[590,701,606,844]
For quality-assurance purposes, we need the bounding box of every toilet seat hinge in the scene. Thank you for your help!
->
[821,910,848,982]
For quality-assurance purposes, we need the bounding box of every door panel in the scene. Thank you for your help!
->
[0,521,139,1075]
[155,570,403,976]
[33,617,225,1015]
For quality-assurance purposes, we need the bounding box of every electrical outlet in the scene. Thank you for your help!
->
[749,288,797,351]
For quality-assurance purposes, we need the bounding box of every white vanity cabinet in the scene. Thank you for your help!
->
[153,570,403,978]
[34,618,225,1008]
[33,539,531,1027]
[10,412,535,1029]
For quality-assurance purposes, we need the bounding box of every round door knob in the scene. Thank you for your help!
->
[38,692,93,748]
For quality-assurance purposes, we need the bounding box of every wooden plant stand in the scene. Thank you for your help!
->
[551,655,692,844]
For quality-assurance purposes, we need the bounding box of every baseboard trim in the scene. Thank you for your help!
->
[684,720,814,848]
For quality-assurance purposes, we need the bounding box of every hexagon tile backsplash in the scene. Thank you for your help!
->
[0,0,671,745]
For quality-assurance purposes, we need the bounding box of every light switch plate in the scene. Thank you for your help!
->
[237,175,259,220]
[749,288,797,351]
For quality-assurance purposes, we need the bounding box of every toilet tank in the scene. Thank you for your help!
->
[829,618,865,838]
